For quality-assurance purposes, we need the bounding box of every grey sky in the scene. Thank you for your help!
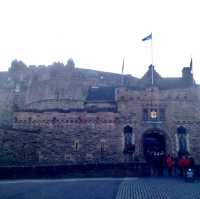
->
[0,0,199,83]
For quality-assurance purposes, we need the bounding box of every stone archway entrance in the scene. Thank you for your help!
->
[143,129,166,161]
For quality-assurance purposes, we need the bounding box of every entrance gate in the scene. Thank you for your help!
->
[143,129,166,160]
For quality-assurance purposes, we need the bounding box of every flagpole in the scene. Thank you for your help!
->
[150,33,154,85]
[121,58,125,86]
[190,56,195,85]
[142,32,154,85]
[190,55,193,72]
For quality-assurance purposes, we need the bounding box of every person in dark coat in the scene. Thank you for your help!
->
[166,154,174,176]
[178,155,185,176]
[173,156,179,176]
[189,156,195,169]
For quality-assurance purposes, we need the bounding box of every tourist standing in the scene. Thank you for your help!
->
[166,154,174,176]
[188,156,195,169]
[173,156,179,176]
[178,155,185,176]
[178,155,191,177]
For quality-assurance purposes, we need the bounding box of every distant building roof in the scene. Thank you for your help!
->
[131,65,195,90]
[86,65,195,101]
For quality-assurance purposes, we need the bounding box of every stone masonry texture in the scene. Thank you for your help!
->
[0,59,200,165]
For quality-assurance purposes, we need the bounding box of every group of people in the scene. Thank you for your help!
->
[165,154,195,177]
[149,152,195,177]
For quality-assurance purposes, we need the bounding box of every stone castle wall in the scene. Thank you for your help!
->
[0,60,200,166]
[116,86,200,163]
[0,60,130,125]
[2,111,123,165]
[0,88,15,126]
[6,86,200,165]
[0,128,39,165]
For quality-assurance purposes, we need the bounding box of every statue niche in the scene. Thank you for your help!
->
[123,126,135,154]
[177,126,188,155]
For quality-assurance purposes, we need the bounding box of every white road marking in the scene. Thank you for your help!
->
[0,177,138,184]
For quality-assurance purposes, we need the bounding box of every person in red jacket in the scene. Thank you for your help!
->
[178,155,191,176]
[166,154,174,176]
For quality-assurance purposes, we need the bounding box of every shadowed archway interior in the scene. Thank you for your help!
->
[143,129,166,160]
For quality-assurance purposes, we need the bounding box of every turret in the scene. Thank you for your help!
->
[182,66,193,85]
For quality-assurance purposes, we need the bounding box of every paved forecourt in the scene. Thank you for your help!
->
[0,177,200,199]
[116,177,200,199]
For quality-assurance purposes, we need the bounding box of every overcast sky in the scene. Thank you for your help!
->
[0,0,199,83]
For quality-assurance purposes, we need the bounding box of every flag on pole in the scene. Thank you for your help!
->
[121,58,125,74]
[142,33,152,41]
[142,33,154,84]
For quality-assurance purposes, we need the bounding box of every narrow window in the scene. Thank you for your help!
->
[159,109,165,121]
[64,153,71,161]
[100,140,105,152]
[14,117,18,123]
[143,109,148,121]
[74,140,79,152]
[52,117,57,124]
[28,117,32,123]
[15,84,20,93]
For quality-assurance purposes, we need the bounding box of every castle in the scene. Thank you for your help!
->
[0,59,200,165]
